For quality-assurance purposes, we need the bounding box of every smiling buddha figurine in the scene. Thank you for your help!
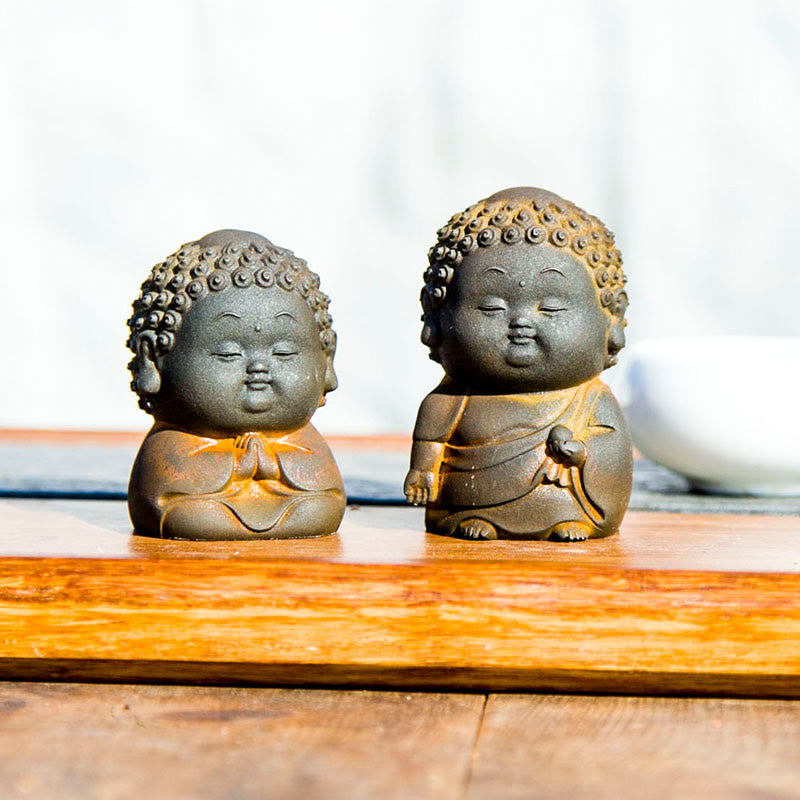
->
[404,187,633,541]
[127,230,345,540]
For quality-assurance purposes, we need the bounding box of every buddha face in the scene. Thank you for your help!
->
[436,245,610,393]
[152,285,329,437]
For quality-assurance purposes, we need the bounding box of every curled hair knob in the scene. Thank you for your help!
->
[525,226,546,245]
[435,265,454,282]
[231,268,253,288]
[156,331,175,351]
[171,292,191,312]
[477,228,496,247]
[155,291,172,310]
[254,268,274,288]
[140,291,158,309]
[207,270,230,292]
[161,311,181,331]
[191,262,212,278]
[186,280,207,299]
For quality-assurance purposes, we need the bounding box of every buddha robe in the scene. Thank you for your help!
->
[128,423,345,539]
[416,377,632,539]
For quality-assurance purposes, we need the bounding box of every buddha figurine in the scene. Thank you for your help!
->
[127,230,345,540]
[404,187,633,541]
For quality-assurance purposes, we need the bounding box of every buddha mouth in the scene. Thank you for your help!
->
[244,378,272,391]
[508,334,537,345]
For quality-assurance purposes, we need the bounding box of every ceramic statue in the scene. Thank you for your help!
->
[404,187,633,541]
[127,230,345,540]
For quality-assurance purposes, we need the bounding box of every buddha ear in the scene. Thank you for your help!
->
[320,331,338,402]
[323,355,338,395]
[136,334,162,397]
[421,316,441,363]
[605,291,628,369]
[318,357,338,407]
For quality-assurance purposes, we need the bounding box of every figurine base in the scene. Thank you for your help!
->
[132,528,337,542]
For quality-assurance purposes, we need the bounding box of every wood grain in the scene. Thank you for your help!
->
[468,694,800,800]
[0,501,799,694]
[0,682,483,800]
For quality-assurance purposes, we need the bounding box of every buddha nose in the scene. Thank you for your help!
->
[510,315,535,330]
[246,359,269,375]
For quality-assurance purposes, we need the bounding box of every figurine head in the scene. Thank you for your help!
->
[420,187,628,393]
[127,230,337,438]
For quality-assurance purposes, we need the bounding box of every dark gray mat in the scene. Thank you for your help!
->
[0,442,797,515]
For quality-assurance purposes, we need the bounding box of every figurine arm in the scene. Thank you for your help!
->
[546,387,626,465]
[405,440,446,505]
[578,388,634,533]
[539,387,632,533]
[404,387,466,505]
[546,424,587,468]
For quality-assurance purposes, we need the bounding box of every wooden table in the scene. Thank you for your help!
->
[2,683,798,799]
[1,434,799,798]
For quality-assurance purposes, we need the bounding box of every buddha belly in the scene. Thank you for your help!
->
[437,441,547,508]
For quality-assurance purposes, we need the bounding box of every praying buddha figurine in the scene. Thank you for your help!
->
[127,230,345,540]
[404,187,633,541]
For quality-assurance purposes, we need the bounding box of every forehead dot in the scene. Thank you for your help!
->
[254,323,262,332]
[519,280,526,287]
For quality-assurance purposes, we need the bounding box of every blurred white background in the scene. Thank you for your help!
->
[1,0,798,435]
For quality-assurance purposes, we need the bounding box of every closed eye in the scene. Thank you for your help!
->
[273,341,299,358]
[478,305,506,314]
[212,351,242,361]
[539,297,568,313]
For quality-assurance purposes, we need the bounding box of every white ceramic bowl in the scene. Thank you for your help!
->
[623,336,800,496]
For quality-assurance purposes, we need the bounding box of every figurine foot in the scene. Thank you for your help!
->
[455,518,498,540]
[547,521,593,542]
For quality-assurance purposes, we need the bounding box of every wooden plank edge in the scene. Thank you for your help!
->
[0,659,798,699]
[2,558,798,695]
